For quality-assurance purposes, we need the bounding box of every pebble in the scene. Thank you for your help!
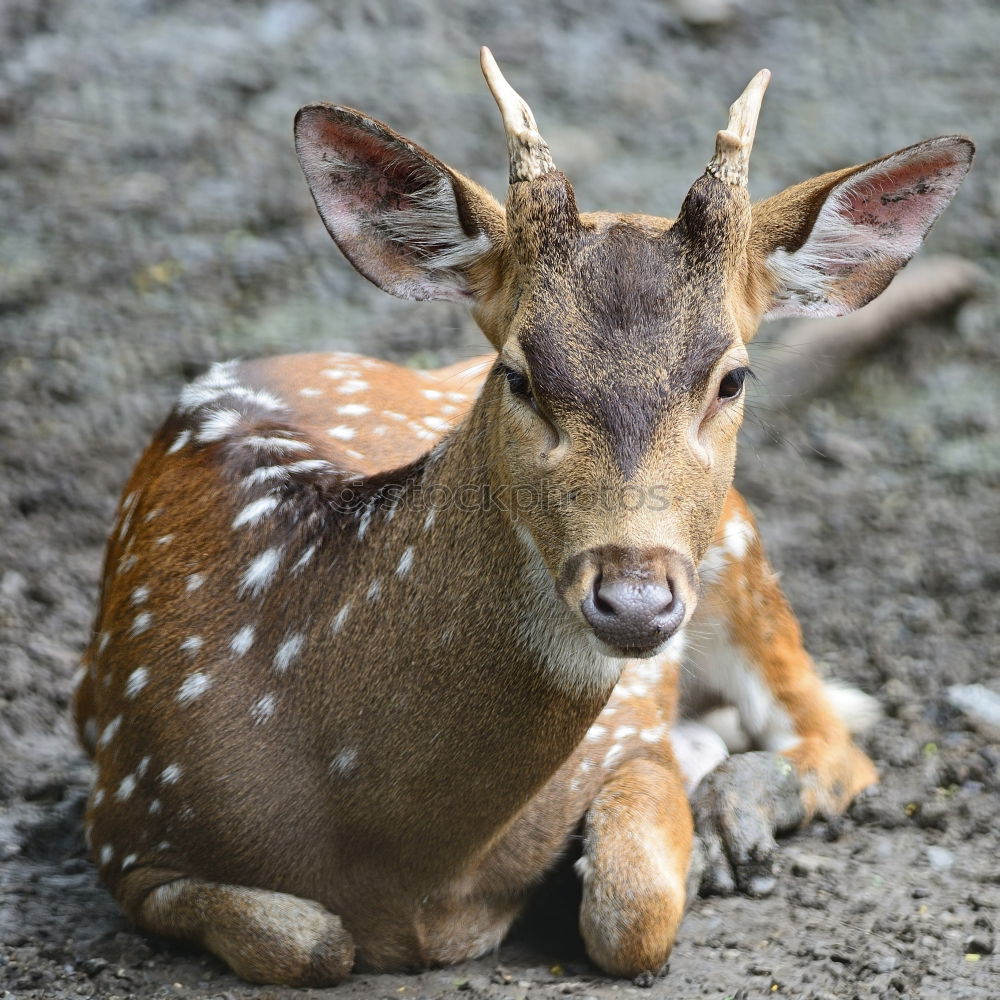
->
[947,684,1000,731]
[926,846,955,871]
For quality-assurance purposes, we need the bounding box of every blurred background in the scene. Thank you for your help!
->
[1,1,998,997]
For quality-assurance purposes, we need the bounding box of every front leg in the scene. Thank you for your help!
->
[577,754,695,978]
[686,491,878,896]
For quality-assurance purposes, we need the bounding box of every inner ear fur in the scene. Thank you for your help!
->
[295,104,505,302]
[751,135,974,318]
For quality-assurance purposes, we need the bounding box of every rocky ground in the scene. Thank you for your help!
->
[1,1,998,998]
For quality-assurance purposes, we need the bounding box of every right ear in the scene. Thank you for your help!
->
[295,104,505,302]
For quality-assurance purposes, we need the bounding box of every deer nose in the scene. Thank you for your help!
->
[581,575,685,654]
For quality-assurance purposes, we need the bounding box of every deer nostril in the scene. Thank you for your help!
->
[592,574,617,616]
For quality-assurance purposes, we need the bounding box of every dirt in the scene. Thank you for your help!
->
[1,1,998,998]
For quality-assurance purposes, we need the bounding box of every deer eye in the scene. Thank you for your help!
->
[718,366,752,400]
[502,366,535,407]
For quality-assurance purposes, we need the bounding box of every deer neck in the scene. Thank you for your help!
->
[321,399,620,872]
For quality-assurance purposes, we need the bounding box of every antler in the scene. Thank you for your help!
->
[480,46,556,184]
[706,69,771,186]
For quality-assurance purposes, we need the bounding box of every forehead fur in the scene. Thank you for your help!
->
[516,219,736,477]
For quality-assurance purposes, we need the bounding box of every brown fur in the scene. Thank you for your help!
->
[75,60,972,985]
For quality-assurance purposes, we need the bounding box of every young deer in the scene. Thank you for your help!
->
[74,50,972,985]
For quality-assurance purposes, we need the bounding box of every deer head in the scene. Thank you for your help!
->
[294,49,972,659]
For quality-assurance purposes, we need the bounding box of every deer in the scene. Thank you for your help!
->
[73,48,973,986]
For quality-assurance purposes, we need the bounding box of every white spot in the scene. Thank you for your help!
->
[640,724,667,744]
[445,392,467,403]
[160,764,182,785]
[117,554,137,575]
[383,410,407,421]
[440,404,459,415]
[585,724,607,743]
[130,611,152,636]
[327,424,356,441]
[422,415,450,431]
[330,603,350,635]
[250,693,276,723]
[633,660,664,685]
[699,544,728,585]
[98,715,121,748]
[137,755,150,777]
[115,774,136,801]
[243,464,290,487]
[177,672,212,703]
[408,421,437,441]
[723,514,754,561]
[125,667,148,699]
[423,508,436,532]
[93,788,105,807]
[396,546,415,578]
[357,507,372,541]
[421,388,443,400]
[97,632,110,655]
[99,845,113,867]
[299,387,322,397]
[232,495,280,528]
[179,635,203,656]
[239,547,283,597]
[230,625,255,656]
[366,578,381,602]
[329,747,359,776]
[290,458,335,475]
[244,436,311,454]
[372,425,388,436]
[83,718,97,747]
[155,534,174,546]
[149,798,162,814]
[121,853,138,871]
[292,545,316,572]
[156,841,170,851]
[603,744,626,769]
[345,448,365,460]
[338,378,368,394]
[167,429,191,454]
[336,403,370,416]
[320,367,352,380]
[614,725,637,739]
[196,407,243,443]
[273,633,305,673]
[186,573,205,593]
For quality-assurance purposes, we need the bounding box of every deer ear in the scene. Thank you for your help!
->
[752,136,974,319]
[295,104,505,302]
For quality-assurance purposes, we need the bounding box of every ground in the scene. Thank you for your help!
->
[1,1,998,998]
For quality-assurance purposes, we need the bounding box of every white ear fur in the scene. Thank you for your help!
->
[764,136,973,319]
[295,105,499,302]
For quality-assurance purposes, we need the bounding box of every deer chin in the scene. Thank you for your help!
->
[589,619,688,660]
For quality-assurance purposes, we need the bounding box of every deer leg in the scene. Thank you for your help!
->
[577,755,694,978]
[690,496,878,897]
[118,868,355,986]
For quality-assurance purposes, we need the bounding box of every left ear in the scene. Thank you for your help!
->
[752,135,974,318]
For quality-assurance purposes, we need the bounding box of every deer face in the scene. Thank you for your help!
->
[295,49,972,657]
[479,183,757,655]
